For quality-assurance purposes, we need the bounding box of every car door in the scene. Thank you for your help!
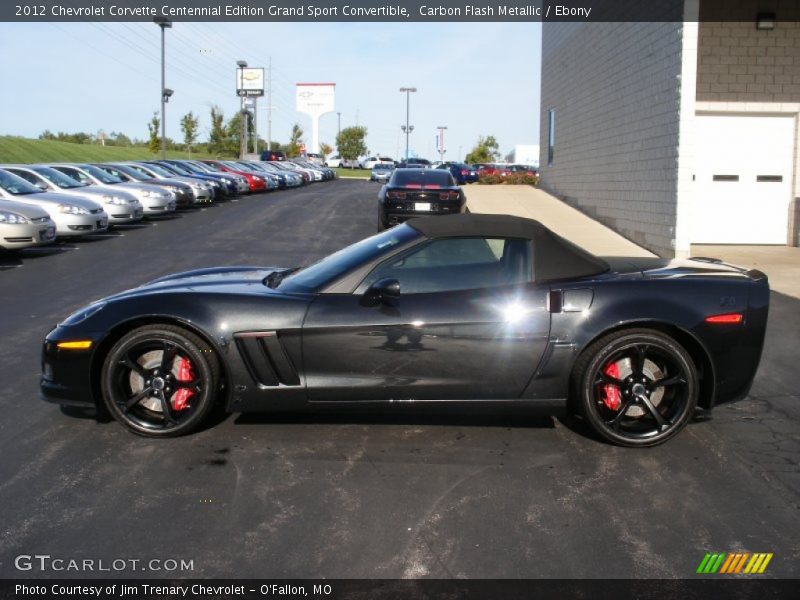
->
[302,237,551,401]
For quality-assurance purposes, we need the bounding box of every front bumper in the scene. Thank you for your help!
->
[56,212,109,237]
[108,205,144,223]
[1,220,56,249]
[40,329,102,407]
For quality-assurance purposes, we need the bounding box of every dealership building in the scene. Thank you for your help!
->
[539,0,800,257]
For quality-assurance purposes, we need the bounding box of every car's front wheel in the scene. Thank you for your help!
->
[574,329,699,447]
[101,324,220,437]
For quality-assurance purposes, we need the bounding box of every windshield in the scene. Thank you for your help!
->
[138,163,174,177]
[0,169,42,195]
[81,164,123,184]
[279,224,421,293]
[162,162,191,175]
[177,161,203,174]
[30,166,85,189]
[373,164,393,170]
[199,162,223,172]
[109,164,149,181]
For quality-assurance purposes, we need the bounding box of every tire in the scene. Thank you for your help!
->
[377,208,388,231]
[573,328,699,447]
[101,324,221,437]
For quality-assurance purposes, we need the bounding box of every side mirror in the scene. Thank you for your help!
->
[364,278,400,304]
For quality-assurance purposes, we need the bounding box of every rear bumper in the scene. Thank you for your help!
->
[381,200,466,224]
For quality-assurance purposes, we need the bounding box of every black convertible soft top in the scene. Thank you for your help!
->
[408,213,609,281]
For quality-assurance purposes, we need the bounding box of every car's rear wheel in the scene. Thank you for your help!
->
[574,329,698,447]
[101,324,220,437]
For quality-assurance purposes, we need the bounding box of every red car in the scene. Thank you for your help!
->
[199,160,266,193]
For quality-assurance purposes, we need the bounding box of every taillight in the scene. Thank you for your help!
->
[705,313,744,324]
[387,190,406,200]
[461,169,468,176]
[439,191,459,201]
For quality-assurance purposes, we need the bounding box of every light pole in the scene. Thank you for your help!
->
[237,60,248,158]
[399,87,416,160]
[154,17,172,160]
[436,126,447,162]
[337,112,341,137]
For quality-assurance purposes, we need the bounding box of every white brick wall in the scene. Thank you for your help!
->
[539,15,688,257]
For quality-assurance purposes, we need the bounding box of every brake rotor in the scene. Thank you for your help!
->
[602,357,665,417]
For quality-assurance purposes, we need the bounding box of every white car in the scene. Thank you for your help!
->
[0,198,56,250]
[324,155,341,168]
[360,156,394,170]
[3,165,139,226]
[0,169,109,238]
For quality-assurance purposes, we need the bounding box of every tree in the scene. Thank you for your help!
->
[180,111,200,153]
[285,123,304,157]
[319,142,333,157]
[465,135,500,164]
[225,110,255,156]
[207,105,228,156]
[147,112,161,155]
[336,126,368,160]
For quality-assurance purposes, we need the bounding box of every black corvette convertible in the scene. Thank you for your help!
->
[40,214,769,447]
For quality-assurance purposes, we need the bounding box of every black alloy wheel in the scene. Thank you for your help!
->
[575,329,699,447]
[101,324,220,437]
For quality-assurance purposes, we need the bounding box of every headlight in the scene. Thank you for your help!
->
[0,210,31,224]
[58,204,90,215]
[141,190,157,197]
[60,301,106,326]
[101,195,128,205]
[253,176,264,182]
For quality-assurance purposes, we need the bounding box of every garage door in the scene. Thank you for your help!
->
[693,114,795,244]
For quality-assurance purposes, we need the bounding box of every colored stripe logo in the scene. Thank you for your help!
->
[697,552,773,574]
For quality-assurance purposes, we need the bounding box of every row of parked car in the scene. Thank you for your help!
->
[0,158,337,251]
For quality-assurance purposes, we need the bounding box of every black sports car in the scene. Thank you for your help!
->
[40,214,769,447]
[378,168,465,230]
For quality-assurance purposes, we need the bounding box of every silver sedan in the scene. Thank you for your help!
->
[48,164,171,217]
[2,164,140,226]
[0,198,56,250]
[0,169,109,238]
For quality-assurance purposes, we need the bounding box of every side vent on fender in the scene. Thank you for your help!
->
[234,331,301,386]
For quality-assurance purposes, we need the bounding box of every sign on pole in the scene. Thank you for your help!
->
[237,68,265,97]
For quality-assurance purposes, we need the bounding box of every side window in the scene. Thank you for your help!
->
[547,109,556,166]
[61,167,87,183]
[359,237,532,294]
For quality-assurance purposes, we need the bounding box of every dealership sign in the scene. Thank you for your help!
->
[236,67,264,97]
[295,83,336,155]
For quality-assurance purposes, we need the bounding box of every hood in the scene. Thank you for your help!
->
[116,182,173,196]
[4,190,101,209]
[79,185,138,202]
[103,266,290,302]
[0,198,51,219]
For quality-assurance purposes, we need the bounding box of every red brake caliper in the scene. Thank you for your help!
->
[171,357,195,411]
[602,362,621,411]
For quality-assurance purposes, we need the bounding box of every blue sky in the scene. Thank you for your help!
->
[0,22,541,161]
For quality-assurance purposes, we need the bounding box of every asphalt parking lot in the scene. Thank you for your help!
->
[0,179,798,579]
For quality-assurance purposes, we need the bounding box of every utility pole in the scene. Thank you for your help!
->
[267,56,272,151]
[337,112,341,137]
[399,87,416,161]
[436,126,447,163]
[237,60,247,159]
[252,97,258,155]
[154,17,172,160]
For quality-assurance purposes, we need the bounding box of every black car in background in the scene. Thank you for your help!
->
[39,214,769,447]
[437,162,480,184]
[377,168,465,230]
[260,150,286,161]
